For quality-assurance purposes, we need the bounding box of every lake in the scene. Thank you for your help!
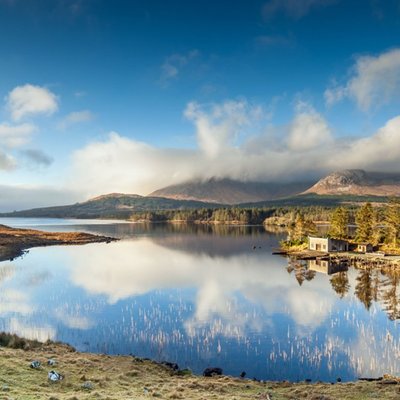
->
[0,218,399,382]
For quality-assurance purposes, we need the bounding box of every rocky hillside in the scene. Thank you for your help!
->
[304,170,400,196]
[149,178,312,204]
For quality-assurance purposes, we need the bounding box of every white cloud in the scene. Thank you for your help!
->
[184,100,261,158]
[0,150,16,170]
[0,122,38,171]
[57,110,94,130]
[263,0,337,19]
[160,50,200,86]
[329,115,400,171]
[68,99,400,197]
[6,84,58,121]
[287,105,333,151]
[0,122,36,148]
[71,132,198,196]
[325,48,400,111]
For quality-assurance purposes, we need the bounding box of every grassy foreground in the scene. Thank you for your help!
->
[0,336,400,400]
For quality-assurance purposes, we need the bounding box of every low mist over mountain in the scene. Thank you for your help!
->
[304,170,400,196]
[149,178,313,204]
[0,193,221,219]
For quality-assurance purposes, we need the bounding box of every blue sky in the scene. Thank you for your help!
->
[1,0,400,210]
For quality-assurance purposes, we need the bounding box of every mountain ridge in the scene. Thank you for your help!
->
[149,178,313,204]
[0,194,222,219]
[304,169,400,196]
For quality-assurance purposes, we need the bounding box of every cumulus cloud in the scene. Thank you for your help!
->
[0,122,36,148]
[263,0,337,19]
[6,84,58,121]
[328,115,400,171]
[287,103,333,151]
[325,48,400,111]
[57,110,94,130]
[68,99,400,197]
[184,100,262,158]
[71,132,198,196]
[160,50,200,86]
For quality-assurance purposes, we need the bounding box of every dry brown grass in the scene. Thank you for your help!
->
[0,224,116,262]
[1,342,400,400]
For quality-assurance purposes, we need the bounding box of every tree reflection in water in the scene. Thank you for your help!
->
[286,258,316,286]
[330,272,350,299]
[288,257,400,321]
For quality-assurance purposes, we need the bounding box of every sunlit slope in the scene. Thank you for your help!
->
[0,193,222,219]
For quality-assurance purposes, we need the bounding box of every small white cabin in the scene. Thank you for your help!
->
[308,237,349,252]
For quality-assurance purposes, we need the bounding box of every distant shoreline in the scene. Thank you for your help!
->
[0,224,117,262]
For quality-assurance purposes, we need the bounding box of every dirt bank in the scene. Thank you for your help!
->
[0,224,117,262]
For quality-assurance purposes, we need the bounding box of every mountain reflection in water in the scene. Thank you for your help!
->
[0,220,399,382]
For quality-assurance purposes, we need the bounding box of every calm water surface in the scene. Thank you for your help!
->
[0,218,399,382]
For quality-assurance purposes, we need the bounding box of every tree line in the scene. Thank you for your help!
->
[329,199,400,250]
[284,199,400,251]
[129,205,333,225]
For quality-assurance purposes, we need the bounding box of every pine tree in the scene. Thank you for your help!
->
[329,207,349,239]
[289,213,317,243]
[385,199,400,249]
[355,202,375,243]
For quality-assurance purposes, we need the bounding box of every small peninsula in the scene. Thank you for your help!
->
[0,224,117,262]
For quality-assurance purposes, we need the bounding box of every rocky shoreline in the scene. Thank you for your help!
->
[0,224,117,262]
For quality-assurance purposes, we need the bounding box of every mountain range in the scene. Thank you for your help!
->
[149,178,312,204]
[1,170,400,218]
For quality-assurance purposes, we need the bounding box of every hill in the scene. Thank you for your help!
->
[0,193,221,219]
[148,178,312,204]
[304,170,400,196]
